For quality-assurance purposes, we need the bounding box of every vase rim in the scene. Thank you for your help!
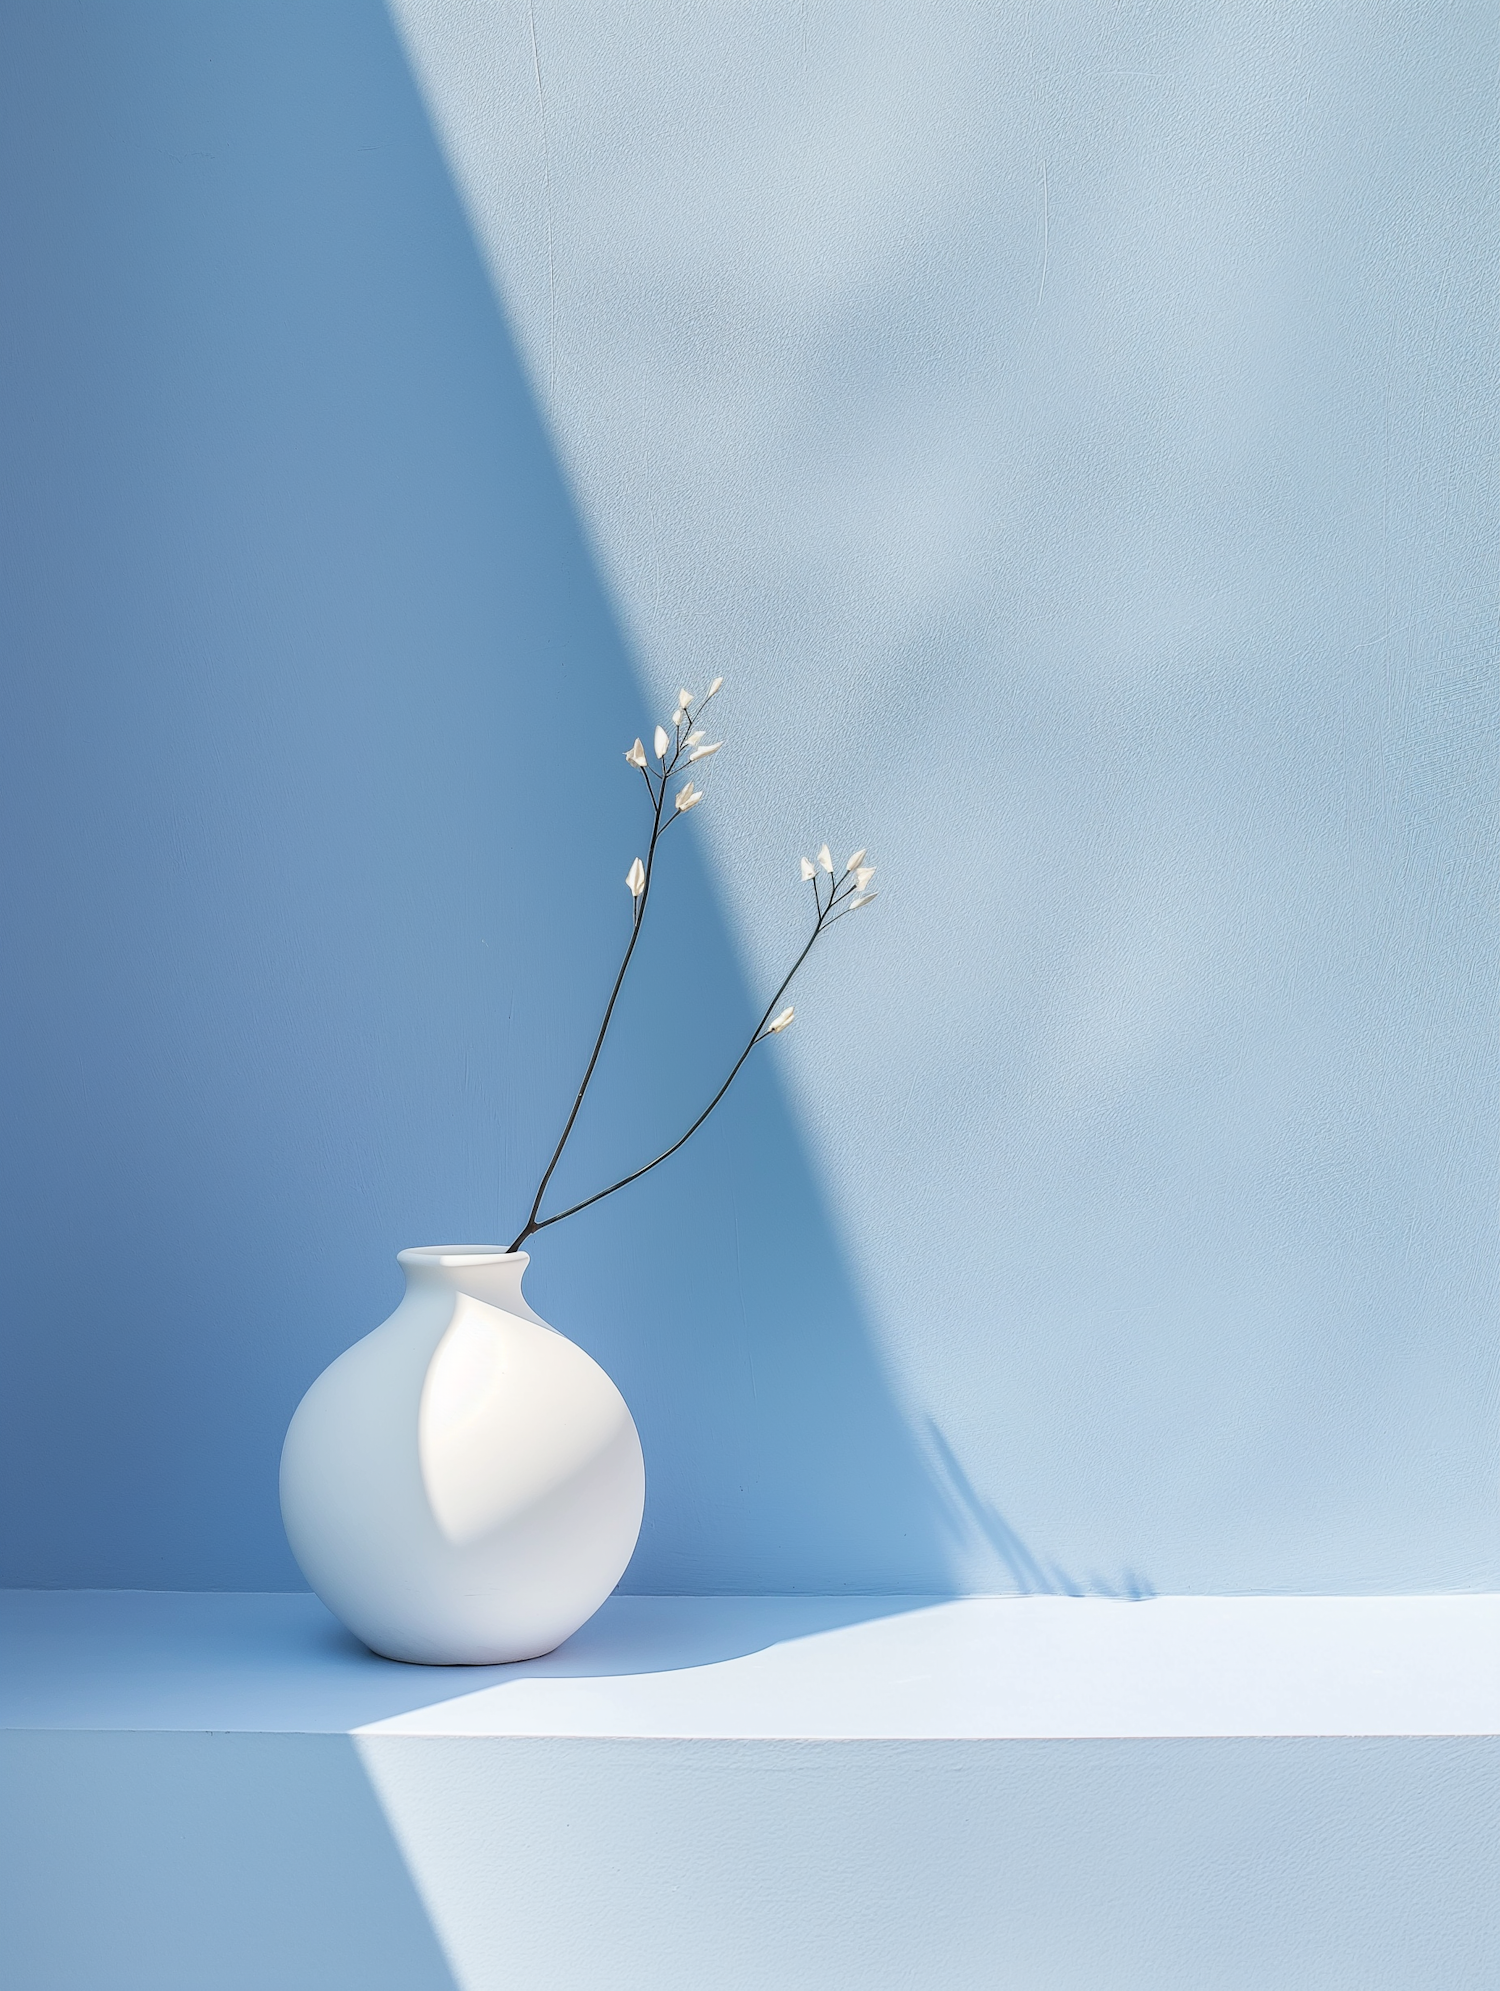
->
[398,1245,530,1267]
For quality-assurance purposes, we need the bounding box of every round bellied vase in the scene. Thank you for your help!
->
[280,1247,645,1664]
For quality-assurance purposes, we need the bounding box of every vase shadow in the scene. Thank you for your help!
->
[0,1590,943,1735]
[313,1592,948,1728]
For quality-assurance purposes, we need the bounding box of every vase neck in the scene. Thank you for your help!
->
[397,1247,539,1319]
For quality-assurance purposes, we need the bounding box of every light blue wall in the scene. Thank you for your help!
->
[1,1,1496,1595]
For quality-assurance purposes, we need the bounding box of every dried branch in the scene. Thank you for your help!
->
[508,681,876,1249]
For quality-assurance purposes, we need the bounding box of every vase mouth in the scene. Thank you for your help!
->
[398,1246,530,1268]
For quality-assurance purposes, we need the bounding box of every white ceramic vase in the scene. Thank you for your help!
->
[280,1247,645,1664]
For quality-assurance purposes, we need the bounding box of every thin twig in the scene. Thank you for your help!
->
[523,872,846,1237]
[508,772,666,1249]
[507,686,722,1251]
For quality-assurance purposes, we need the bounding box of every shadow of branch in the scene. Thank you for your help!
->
[925,1421,1154,1601]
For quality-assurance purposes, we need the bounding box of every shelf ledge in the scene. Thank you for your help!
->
[4,1588,1496,1739]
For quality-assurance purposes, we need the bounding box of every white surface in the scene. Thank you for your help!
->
[280,1249,644,1664]
[3,1588,1495,1739]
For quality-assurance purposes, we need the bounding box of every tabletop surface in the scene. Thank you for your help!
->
[3,1589,1497,1739]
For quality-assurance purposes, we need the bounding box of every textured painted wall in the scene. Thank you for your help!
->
[1,1,1495,1593]
[389,0,1500,1595]
[0,0,952,1593]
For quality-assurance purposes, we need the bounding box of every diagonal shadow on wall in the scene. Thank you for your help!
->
[0,0,961,1594]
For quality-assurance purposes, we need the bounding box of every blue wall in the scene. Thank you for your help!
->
[2,0,1496,1595]
[0,0,952,1591]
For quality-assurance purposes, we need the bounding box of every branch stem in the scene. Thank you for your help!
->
[507,687,871,1251]
[507,688,722,1252]
[521,887,835,1238]
[507,777,665,1250]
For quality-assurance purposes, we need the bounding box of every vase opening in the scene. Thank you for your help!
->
[396,1245,539,1319]
[399,1246,529,1265]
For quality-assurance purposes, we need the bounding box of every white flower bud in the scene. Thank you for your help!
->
[707,676,724,696]
[626,857,646,898]
[849,891,877,911]
[678,688,695,709]
[625,738,648,769]
[675,781,703,812]
[800,857,817,881]
[687,742,721,762]
[817,844,834,873]
[687,730,705,745]
[654,725,670,760]
[767,1006,795,1034]
[846,849,866,872]
[854,866,876,891]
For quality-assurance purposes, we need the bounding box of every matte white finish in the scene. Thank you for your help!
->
[3,1589,1496,1740]
[279,1250,645,1663]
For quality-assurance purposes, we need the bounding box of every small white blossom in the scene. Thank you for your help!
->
[849,891,877,910]
[654,724,670,760]
[678,688,695,709]
[846,848,866,872]
[817,844,834,873]
[626,857,646,898]
[687,730,705,745]
[854,865,876,891]
[707,676,724,696]
[767,1006,795,1033]
[625,738,648,769]
[800,856,817,881]
[687,741,721,763]
[675,780,704,812]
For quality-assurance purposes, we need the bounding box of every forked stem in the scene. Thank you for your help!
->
[508,691,873,1249]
